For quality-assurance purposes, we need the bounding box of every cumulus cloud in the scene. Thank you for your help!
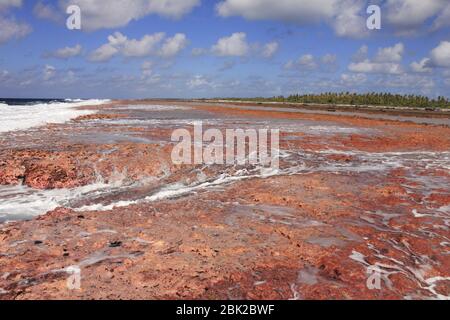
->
[187,75,212,89]
[217,0,450,37]
[331,0,368,38]
[285,54,317,70]
[385,0,448,34]
[89,32,187,62]
[0,15,31,44]
[340,73,367,86]
[432,3,450,30]
[216,0,367,38]
[348,44,404,74]
[349,60,403,74]
[159,33,188,58]
[410,58,432,73]
[410,41,450,71]
[33,1,63,23]
[374,43,404,63]
[212,32,250,57]
[50,44,82,59]
[38,0,200,31]
[217,0,335,23]
[429,41,450,68]
[0,0,31,45]
[208,33,278,59]
[285,53,337,72]
[89,32,124,62]
[122,33,165,57]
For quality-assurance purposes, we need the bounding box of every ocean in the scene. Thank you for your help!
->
[0,98,110,133]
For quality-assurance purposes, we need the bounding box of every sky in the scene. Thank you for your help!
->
[0,0,449,99]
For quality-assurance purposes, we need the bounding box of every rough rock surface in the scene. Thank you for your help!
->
[0,101,448,300]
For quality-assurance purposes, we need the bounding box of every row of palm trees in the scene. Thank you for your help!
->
[222,92,450,109]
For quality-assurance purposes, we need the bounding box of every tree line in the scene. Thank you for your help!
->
[221,92,450,109]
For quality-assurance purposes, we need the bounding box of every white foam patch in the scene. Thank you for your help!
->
[75,167,282,212]
[0,175,129,222]
[0,99,110,133]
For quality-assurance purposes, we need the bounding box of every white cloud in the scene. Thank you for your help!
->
[348,44,404,74]
[285,53,337,72]
[340,73,367,85]
[429,41,450,68]
[187,75,212,89]
[349,60,403,74]
[159,33,188,58]
[216,0,367,38]
[385,0,447,34]
[432,3,450,30]
[374,43,404,63]
[89,32,124,62]
[217,0,450,37]
[212,32,250,57]
[285,54,317,70]
[409,41,450,73]
[56,0,200,31]
[0,15,31,44]
[122,33,165,57]
[262,41,279,58]
[33,2,63,23]
[52,44,82,59]
[89,44,119,62]
[217,0,335,23]
[207,34,278,59]
[89,32,187,62]
[0,0,31,45]
[410,58,432,73]
[331,0,368,38]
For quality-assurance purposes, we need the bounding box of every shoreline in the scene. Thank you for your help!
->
[198,99,450,117]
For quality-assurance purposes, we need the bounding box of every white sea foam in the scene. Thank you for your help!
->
[0,174,131,222]
[75,167,282,212]
[0,99,110,133]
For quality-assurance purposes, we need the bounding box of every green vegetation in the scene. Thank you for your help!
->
[219,92,450,109]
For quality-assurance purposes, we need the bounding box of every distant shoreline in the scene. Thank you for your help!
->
[193,99,450,119]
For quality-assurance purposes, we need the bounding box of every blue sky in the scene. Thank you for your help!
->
[0,0,449,99]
